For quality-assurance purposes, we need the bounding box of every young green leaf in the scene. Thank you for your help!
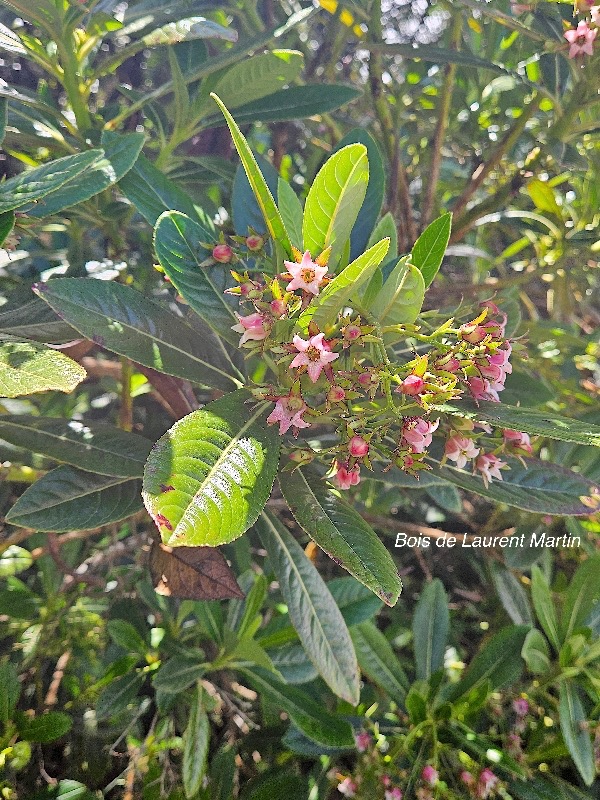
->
[531,566,560,651]
[367,212,398,258]
[17,712,72,743]
[369,258,425,343]
[302,143,369,268]
[96,674,145,721]
[210,93,291,254]
[0,340,86,398]
[240,665,355,747]
[301,237,390,331]
[350,621,409,705]
[143,390,280,547]
[256,511,359,705]
[6,467,142,531]
[490,563,534,626]
[279,468,401,606]
[559,683,595,786]
[0,416,152,478]
[0,150,103,214]
[412,579,450,679]
[183,687,210,799]
[411,212,452,287]
[154,211,241,348]
[34,277,240,390]
[560,555,600,642]
[152,657,207,694]
[521,628,551,675]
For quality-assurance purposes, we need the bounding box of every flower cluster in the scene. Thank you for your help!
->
[564,5,599,58]
[213,240,533,490]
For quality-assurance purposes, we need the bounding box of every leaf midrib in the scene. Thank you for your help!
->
[309,151,368,250]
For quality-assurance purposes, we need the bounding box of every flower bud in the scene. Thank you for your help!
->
[396,374,424,396]
[328,385,346,403]
[421,766,438,786]
[246,234,264,251]
[270,299,287,317]
[212,243,233,263]
[349,436,369,457]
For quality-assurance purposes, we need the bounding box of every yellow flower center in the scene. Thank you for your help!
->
[301,268,316,282]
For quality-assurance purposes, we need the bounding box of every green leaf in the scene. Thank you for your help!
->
[152,656,207,694]
[203,50,304,115]
[0,662,20,724]
[0,295,76,343]
[0,416,152,478]
[559,683,595,786]
[521,628,551,675]
[96,673,144,720]
[154,211,241,348]
[143,16,237,47]
[27,132,144,219]
[0,98,5,146]
[369,258,425,343]
[183,686,210,799]
[202,84,362,128]
[350,621,409,705]
[412,579,449,680]
[34,278,240,391]
[531,566,561,652]
[240,665,354,747]
[430,457,600,516]
[6,466,142,531]
[560,556,600,642]
[256,511,359,705]
[143,390,280,547]
[438,400,600,448]
[527,179,561,217]
[0,545,32,577]
[118,152,201,225]
[0,210,15,247]
[0,150,104,214]
[267,642,318,685]
[302,143,369,268]
[18,712,72,742]
[232,155,279,237]
[411,212,452,288]
[302,238,390,331]
[367,212,398,258]
[0,339,86,398]
[328,577,383,627]
[107,620,148,655]
[444,626,529,702]
[490,563,534,626]
[277,178,303,250]
[279,469,401,606]
[210,93,291,255]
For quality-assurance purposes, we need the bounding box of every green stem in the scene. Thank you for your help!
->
[119,357,133,432]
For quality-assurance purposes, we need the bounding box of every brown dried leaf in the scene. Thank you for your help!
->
[149,541,244,600]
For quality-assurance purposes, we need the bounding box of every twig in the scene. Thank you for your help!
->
[44,651,71,708]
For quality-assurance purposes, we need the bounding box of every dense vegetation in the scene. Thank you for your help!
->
[0,1,599,798]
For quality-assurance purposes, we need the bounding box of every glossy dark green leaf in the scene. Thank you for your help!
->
[282,725,353,757]
[256,511,359,705]
[0,295,77,343]
[267,642,318,685]
[231,156,279,238]
[0,150,104,214]
[490,563,534,626]
[6,466,142,531]
[107,620,148,654]
[560,555,600,641]
[0,416,152,477]
[143,390,280,547]
[0,339,86,398]
[350,621,408,704]
[154,211,240,348]
[444,626,529,702]
[152,656,207,694]
[183,686,210,799]
[28,132,144,218]
[96,673,145,720]
[327,577,383,626]
[411,212,452,287]
[439,400,600,448]
[430,457,600,516]
[303,143,369,268]
[240,665,354,747]
[18,712,72,742]
[413,579,449,679]
[279,469,401,606]
[559,683,595,786]
[34,278,240,390]
[0,210,15,247]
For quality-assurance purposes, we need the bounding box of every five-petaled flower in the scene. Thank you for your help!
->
[267,393,310,435]
[476,453,506,486]
[334,462,361,490]
[232,312,269,346]
[445,435,480,468]
[285,250,328,295]
[564,20,597,57]
[290,333,339,382]
[503,429,532,454]
[402,417,439,453]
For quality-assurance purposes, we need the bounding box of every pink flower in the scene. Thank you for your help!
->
[513,698,529,717]
[334,463,361,490]
[245,234,263,251]
[267,393,310,435]
[402,417,439,453]
[354,731,371,752]
[477,768,499,799]
[564,20,597,57]
[290,333,339,382]
[349,436,369,457]
[232,312,269,346]
[385,789,403,800]
[445,435,480,468]
[591,6,600,25]
[476,453,506,487]
[396,374,425,396]
[421,766,438,786]
[503,429,532,454]
[285,250,328,295]
[338,777,357,797]
[212,243,233,263]
[460,771,475,786]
